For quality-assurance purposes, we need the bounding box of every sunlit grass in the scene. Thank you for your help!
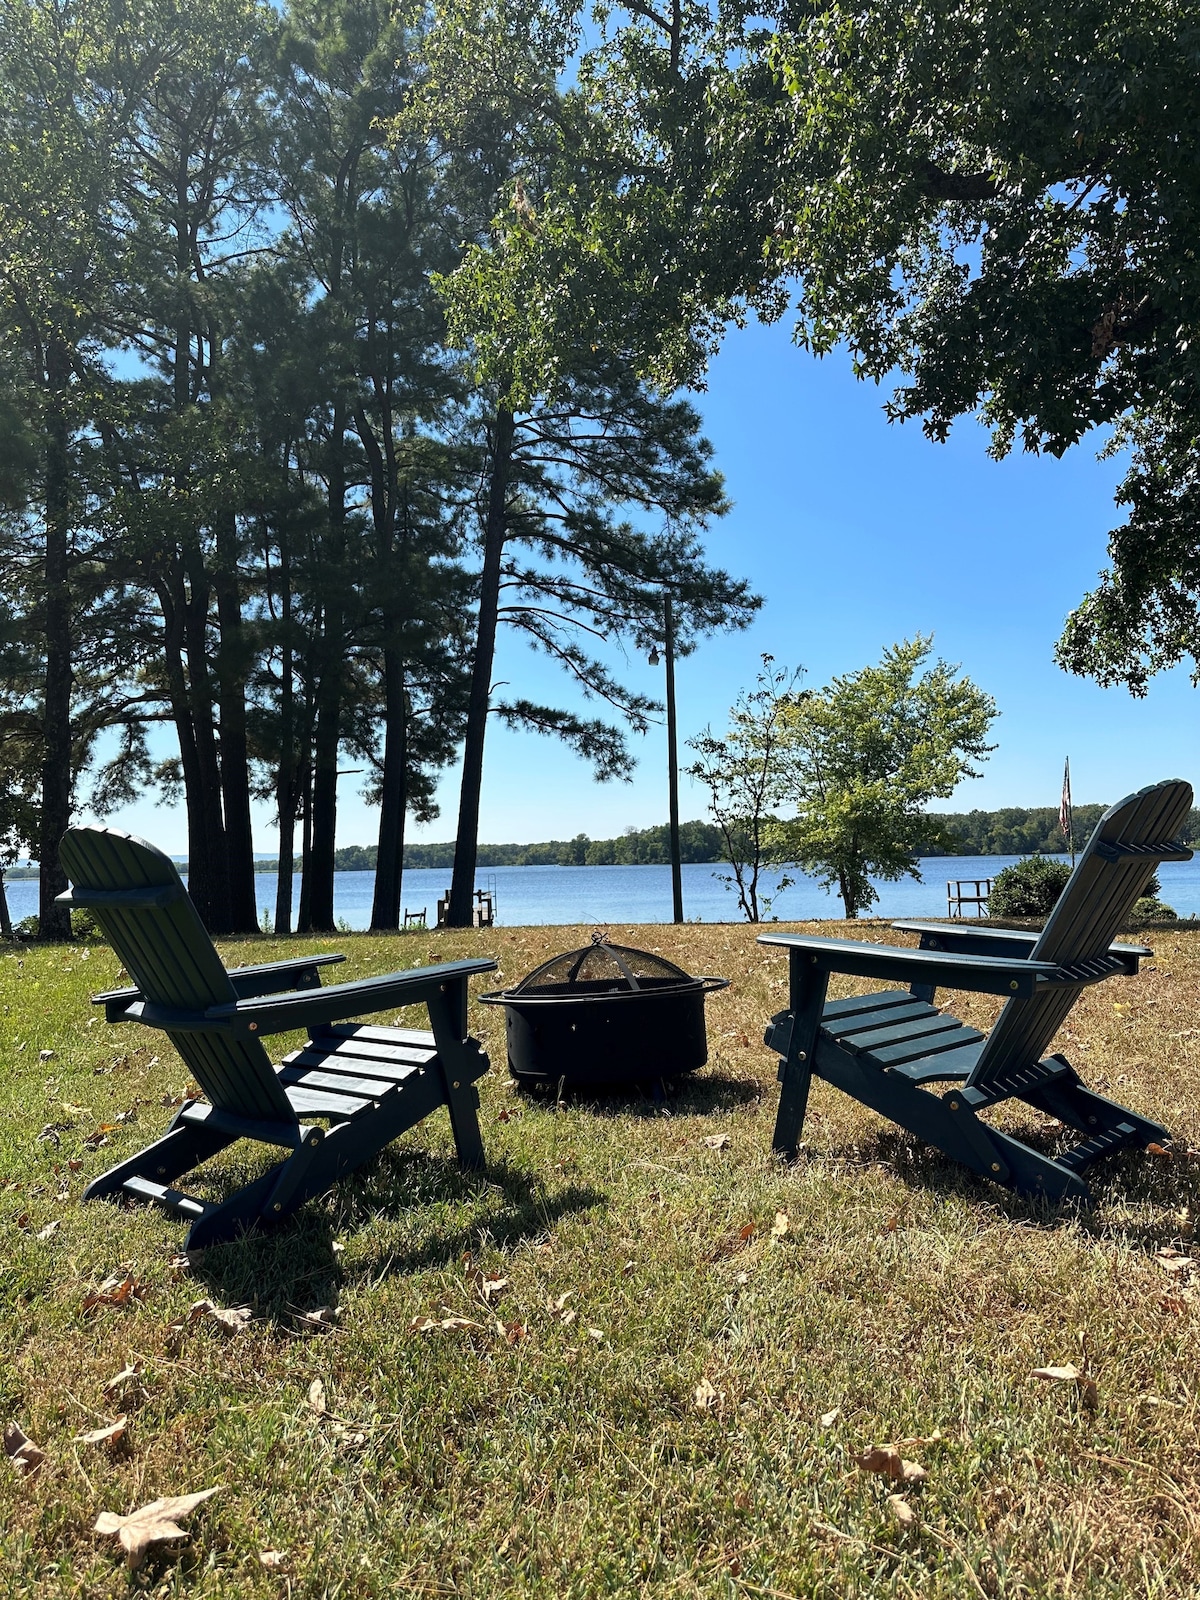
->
[3,920,1200,1597]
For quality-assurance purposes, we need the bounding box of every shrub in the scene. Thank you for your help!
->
[1130,895,1177,923]
[988,856,1071,918]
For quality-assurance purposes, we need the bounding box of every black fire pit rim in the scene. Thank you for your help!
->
[478,974,729,1006]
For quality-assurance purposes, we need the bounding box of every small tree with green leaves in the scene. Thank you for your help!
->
[773,638,997,919]
[686,657,799,923]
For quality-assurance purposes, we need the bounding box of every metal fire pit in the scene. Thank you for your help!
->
[479,935,729,1088]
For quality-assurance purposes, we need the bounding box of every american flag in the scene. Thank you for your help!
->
[1060,758,1073,849]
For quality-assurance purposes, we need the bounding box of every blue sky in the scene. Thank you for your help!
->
[93,315,1196,854]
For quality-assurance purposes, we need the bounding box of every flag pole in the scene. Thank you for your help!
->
[1060,757,1075,869]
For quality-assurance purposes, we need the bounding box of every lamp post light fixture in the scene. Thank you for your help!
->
[649,593,684,925]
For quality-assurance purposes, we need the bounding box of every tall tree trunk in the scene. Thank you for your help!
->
[214,516,258,932]
[448,407,514,927]
[37,336,74,940]
[297,764,314,933]
[371,647,407,929]
[182,542,232,931]
[273,537,297,937]
[308,404,347,933]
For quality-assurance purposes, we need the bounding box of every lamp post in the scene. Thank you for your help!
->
[649,592,684,925]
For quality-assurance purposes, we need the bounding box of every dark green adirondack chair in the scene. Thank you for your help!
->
[59,826,497,1249]
[761,779,1193,1203]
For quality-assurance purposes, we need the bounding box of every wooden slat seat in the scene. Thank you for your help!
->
[59,825,498,1248]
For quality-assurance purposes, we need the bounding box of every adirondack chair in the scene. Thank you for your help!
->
[58,825,497,1249]
[760,779,1193,1203]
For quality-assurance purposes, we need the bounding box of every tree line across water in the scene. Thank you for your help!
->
[115,804,1191,877]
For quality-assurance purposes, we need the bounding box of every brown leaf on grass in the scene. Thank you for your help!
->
[170,1299,252,1337]
[35,1220,60,1240]
[409,1314,483,1334]
[259,1551,287,1570]
[1146,1142,1172,1158]
[694,1378,721,1411]
[855,1446,927,1485]
[75,1417,127,1448]
[4,1421,46,1476]
[546,1291,576,1325]
[503,1321,528,1345]
[702,1133,730,1150]
[1154,1248,1195,1275]
[1032,1363,1098,1409]
[103,1363,144,1398]
[306,1380,326,1416]
[82,1271,146,1314]
[480,1274,508,1303]
[770,1211,789,1238]
[293,1306,338,1335]
[819,1408,841,1428]
[886,1493,917,1529]
[94,1485,222,1570]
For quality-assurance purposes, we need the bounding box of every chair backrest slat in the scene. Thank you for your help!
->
[964,779,1193,1090]
[60,826,295,1123]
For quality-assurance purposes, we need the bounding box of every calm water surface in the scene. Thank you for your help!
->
[9,853,1200,929]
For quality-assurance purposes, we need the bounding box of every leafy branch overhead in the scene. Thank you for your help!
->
[447,0,1200,692]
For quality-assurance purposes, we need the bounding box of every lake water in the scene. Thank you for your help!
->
[6,853,1200,929]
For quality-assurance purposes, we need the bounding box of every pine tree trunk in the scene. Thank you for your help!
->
[448,406,514,928]
[371,647,407,929]
[308,405,347,933]
[37,336,74,940]
[273,544,297,937]
[213,534,258,933]
[182,543,232,932]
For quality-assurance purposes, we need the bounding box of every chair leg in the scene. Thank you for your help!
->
[771,955,829,1160]
[427,986,488,1171]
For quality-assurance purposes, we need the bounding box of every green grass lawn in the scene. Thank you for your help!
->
[3,921,1200,1598]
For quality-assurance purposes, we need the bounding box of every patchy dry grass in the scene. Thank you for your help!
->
[3,919,1200,1598]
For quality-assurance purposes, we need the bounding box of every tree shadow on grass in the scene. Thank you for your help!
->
[189,1150,605,1324]
[515,1068,763,1120]
[818,1120,1200,1254]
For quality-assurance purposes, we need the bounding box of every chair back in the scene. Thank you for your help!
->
[59,826,295,1122]
[965,778,1193,1089]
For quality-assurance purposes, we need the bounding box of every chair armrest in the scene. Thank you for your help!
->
[757,932,1059,998]
[226,953,346,998]
[207,957,499,1037]
[891,921,1151,974]
[91,953,347,1019]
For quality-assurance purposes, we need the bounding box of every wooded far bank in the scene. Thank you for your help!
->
[11,805,1195,879]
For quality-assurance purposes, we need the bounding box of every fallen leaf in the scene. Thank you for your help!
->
[1032,1363,1098,1408]
[1155,1249,1195,1275]
[702,1133,730,1150]
[103,1363,144,1398]
[259,1551,287,1569]
[886,1493,917,1529]
[480,1274,509,1303]
[35,1221,60,1241]
[819,1408,840,1428]
[586,1327,604,1342]
[75,1417,127,1448]
[503,1321,527,1345]
[694,1378,720,1411]
[94,1486,222,1570]
[294,1306,338,1334]
[181,1299,252,1336]
[1146,1142,1172,1158]
[82,1271,145,1314]
[4,1420,46,1476]
[409,1314,482,1333]
[306,1380,326,1416]
[771,1210,789,1238]
[855,1446,927,1485]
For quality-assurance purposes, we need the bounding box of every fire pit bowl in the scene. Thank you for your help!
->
[479,937,729,1088]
